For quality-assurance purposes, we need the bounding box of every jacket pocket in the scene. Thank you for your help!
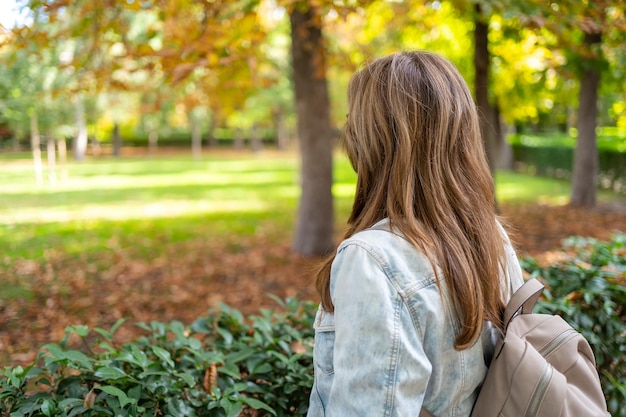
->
[313,308,335,375]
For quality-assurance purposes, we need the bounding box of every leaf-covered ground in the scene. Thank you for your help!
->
[2,202,626,367]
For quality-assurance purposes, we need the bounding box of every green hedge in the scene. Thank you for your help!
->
[2,235,625,416]
[117,129,280,148]
[0,128,281,150]
[0,297,316,417]
[510,133,626,193]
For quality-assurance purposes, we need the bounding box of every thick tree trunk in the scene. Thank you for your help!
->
[473,7,497,175]
[73,94,88,161]
[30,112,43,185]
[290,1,334,256]
[571,32,602,208]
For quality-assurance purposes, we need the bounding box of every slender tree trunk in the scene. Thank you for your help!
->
[90,135,102,156]
[46,131,57,186]
[233,127,244,150]
[276,111,289,150]
[567,105,575,132]
[250,123,263,153]
[112,122,122,157]
[571,32,602,208]
[494,103,513,170]
[148,129,158,157]
[207,112,218,148]
[474,6,497,175]
[190,111,202,160]
[58,136,68,181]
[290,1,334,256]
[73,94,88,161]
[30,112,44,185]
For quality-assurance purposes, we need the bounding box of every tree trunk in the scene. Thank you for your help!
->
[30,112,43,185]
[494,103,513,170]
[207,112,218,148]
[58,136,68,181]
[250,123,263,153]
[73,94,88,161]
[112,122,122,157]
[276,111,289,151]
[290,1,334,256]
[148,129,158,157]
[473,6,497,175]
[190,111,202,160]
[571,32,602,208]
[233,127,244,150]
[90,135,102,156]
[46,131,57,186]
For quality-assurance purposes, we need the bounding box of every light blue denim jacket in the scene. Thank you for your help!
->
[307,219,524,417]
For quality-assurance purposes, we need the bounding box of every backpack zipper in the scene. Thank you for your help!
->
[524,328,577,416]
[525,364,553,417]
[539,328,578,358]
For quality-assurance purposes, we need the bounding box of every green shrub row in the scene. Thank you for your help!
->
[509,130,626,152]
[509,133,626,193]
[0,128,282,151]
[0,297,316,417]
[2,234,625,416]
[116,128,281,148]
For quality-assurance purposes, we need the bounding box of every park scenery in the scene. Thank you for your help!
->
[0,1,625,416]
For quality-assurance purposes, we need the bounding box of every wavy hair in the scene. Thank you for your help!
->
[316,51,508,349]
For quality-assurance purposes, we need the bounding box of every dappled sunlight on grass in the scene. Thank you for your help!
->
[0,153,304,260]
[2,155,622,227]
[1,152,624,262]
[496,171,571,204]
[332,183,356,198]
[0,171,296,195]
[495,170,619,205]
[0,155,300,225]
[0,159,298,195]
[2,199,272,224]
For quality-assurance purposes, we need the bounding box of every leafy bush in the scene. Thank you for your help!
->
[522,233,626,416]
[0,297,316,417]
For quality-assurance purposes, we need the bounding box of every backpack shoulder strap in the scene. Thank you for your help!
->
[502,278,544,330]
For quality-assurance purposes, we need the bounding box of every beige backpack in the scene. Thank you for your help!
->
[421,278,610,417]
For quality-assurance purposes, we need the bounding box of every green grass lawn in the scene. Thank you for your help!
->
[0,150,622,278]
[495,170,618,205]
[0,153,331,252]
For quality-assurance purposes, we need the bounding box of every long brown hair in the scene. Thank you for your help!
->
[316,51,508,350]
